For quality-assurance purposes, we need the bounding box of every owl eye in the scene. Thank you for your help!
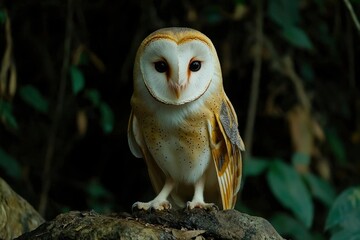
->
[154,61,168,73]
[189,60,201,72]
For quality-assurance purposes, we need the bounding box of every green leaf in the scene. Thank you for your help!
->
[325,186,360,230]
[317,22,336,53]
[85,179,115,213]
[303,173,336,207]
[61,206,71,213]
[300,62,315,82]
[267,160,314,227]
[243,157,270,177]
[291,152,310,167]
[19,85,49,113]
[69,65,85,95]
[0,9,6,24]
[235,202,254,215]
[203,6,222,24]
[331,228,360,240]
[282,26,313,50]
[325,128,346,165]
[0,148,21,179]
[78,52,89,66]
[267,0,313,50]
[268,0,300,29]
[86,179,112,199]
[2,109,18,130]
[85,89,101,107]
[0,100,18,129]
[271,213,313,240]
[99,102,114,134]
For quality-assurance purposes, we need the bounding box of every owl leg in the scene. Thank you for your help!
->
[132,178,174,211]
[187,175,219,210]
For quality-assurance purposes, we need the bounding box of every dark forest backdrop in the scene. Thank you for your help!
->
[0,0,359,239]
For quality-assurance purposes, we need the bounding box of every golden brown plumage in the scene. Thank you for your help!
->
[128,27,244,210]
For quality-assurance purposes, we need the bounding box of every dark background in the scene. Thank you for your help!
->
[0,0,359,239]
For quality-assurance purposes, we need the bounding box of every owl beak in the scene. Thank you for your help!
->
[169,81,186,99]
[173,86,181,99]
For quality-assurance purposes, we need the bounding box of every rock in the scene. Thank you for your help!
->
[0,177,44,240]
[16,208,284,240]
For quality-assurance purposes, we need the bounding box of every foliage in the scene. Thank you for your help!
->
[267,160,313,228]
[19,85,49,114]
[325,128,347,165]
[271,213,313,240]
[0,147,21,179]
[69,65,85,96]
[244,156,335,234]
[0,99,18,129]
[0,10,5,25]
[267,0,313,50]
[326,186,360,240]
[304,172,336,208]
[85,179,115,214]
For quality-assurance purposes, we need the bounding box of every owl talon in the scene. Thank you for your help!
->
[132,200,172,211]
[186,201,219,211]
[131,202,143,212]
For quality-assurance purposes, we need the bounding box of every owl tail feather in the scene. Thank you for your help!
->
[169,193,186,209]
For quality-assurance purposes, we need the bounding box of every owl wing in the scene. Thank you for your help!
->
[128,110,143,158]
[128,111,165,194]
[209,97,245,209]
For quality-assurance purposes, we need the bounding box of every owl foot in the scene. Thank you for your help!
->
[132,200,172,211]
[186,201,219,211]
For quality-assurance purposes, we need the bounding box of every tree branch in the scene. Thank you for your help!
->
[244,0,263,157]
[343,0,360,33]
[38,0,74,216]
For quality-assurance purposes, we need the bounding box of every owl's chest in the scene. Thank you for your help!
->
[139,109,214,183]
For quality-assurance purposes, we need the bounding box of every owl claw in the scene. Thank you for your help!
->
[186,201,219,211]
[132,200,172,211]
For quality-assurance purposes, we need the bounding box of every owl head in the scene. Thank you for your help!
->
[133,27,222,106]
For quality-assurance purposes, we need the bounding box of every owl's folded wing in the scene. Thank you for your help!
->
[209,97,245,209]
[128,111,165,195]
[128,111,143,158]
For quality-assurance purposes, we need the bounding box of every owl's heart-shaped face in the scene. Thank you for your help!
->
[139,36,215,105]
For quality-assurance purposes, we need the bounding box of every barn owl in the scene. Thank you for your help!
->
[128,27,245,211]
